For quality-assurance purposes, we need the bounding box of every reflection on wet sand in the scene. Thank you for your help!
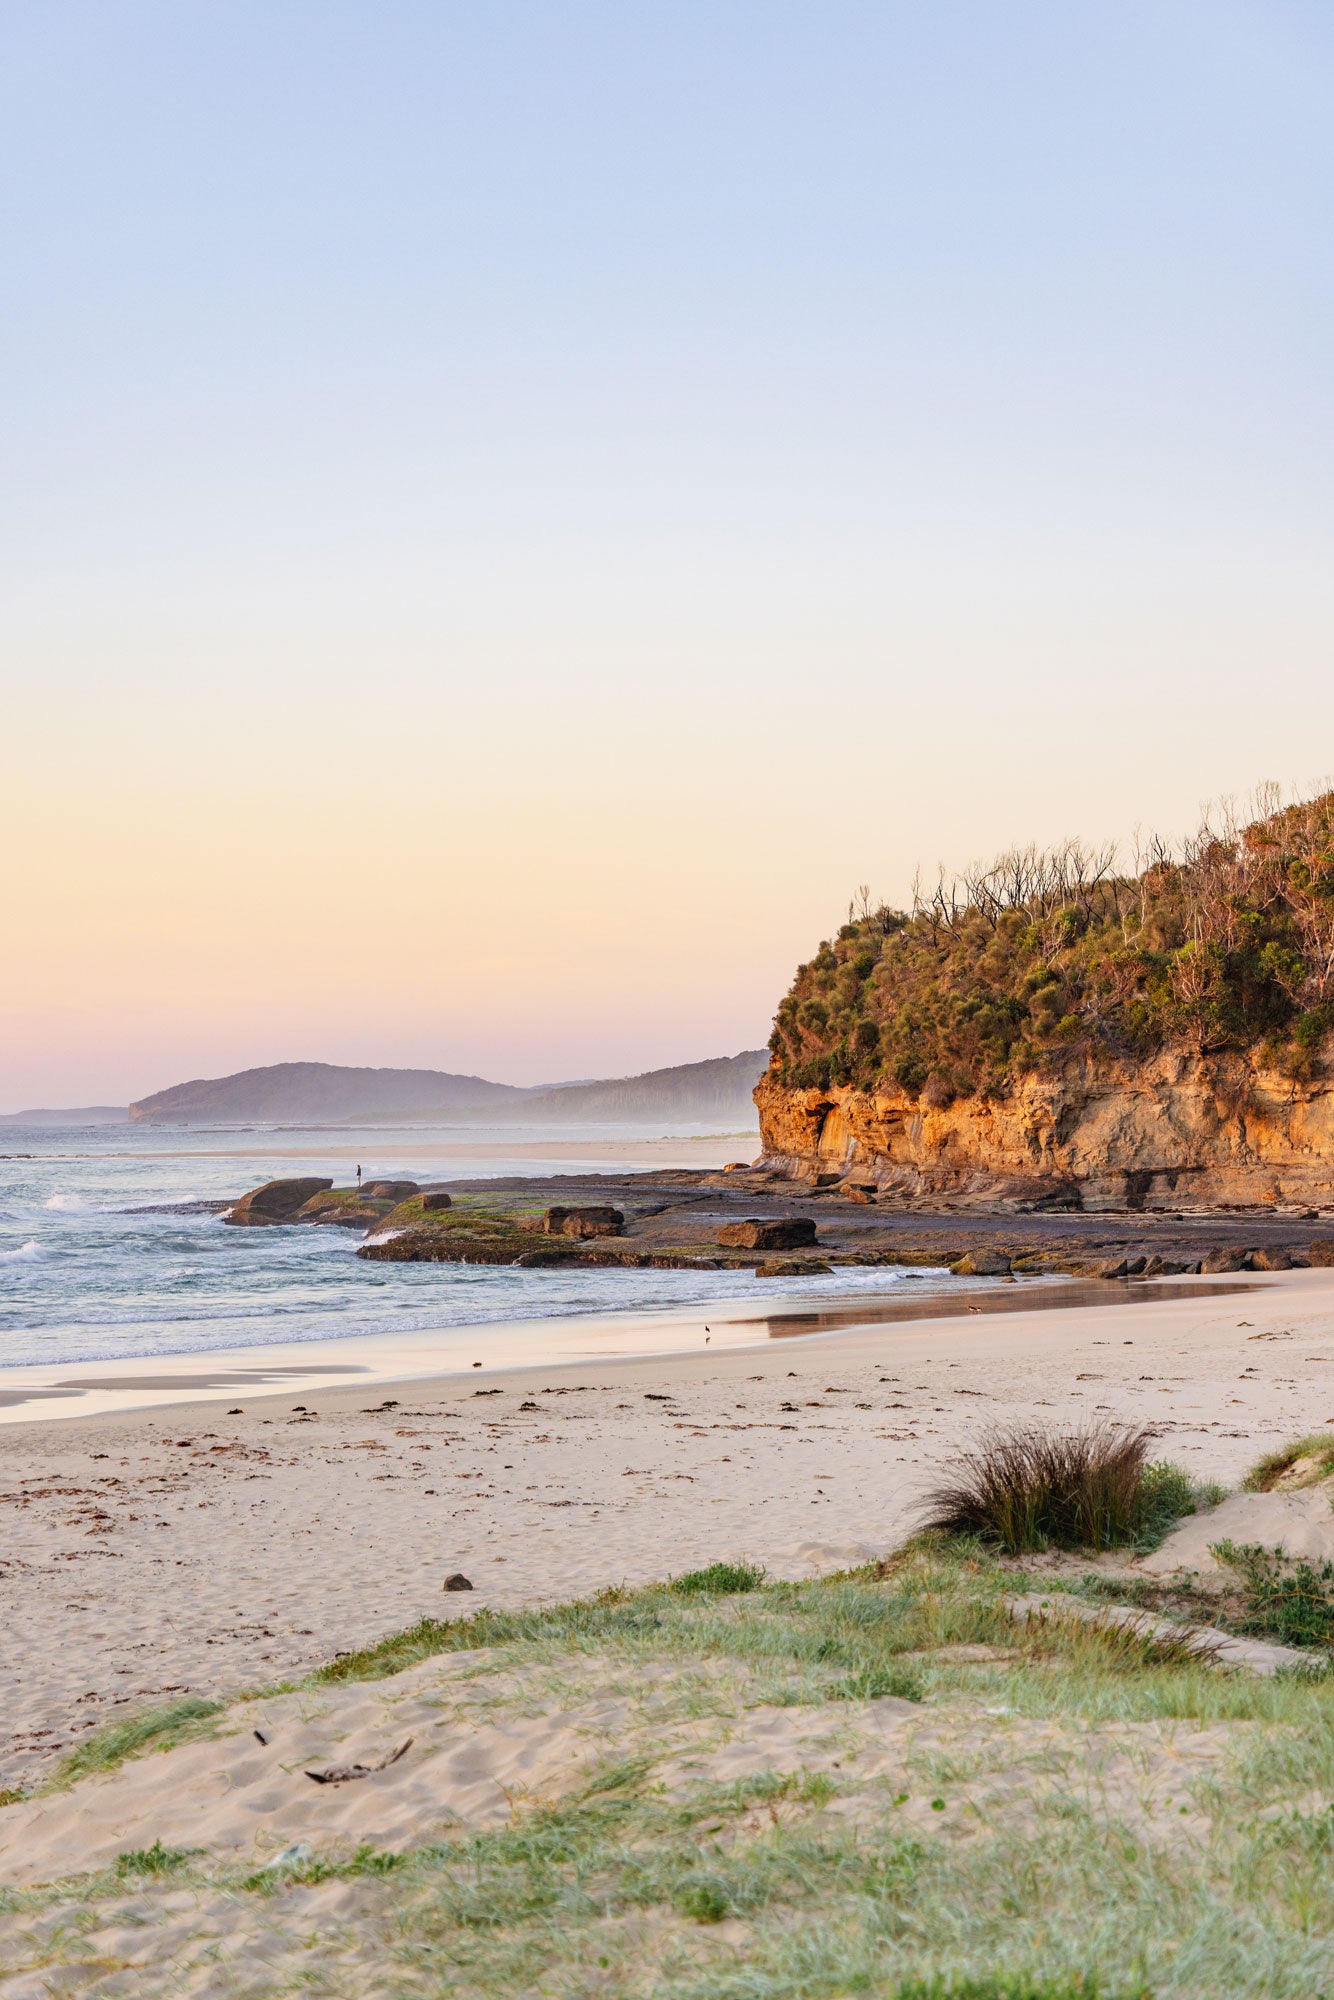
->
[751,1278,1254,1339]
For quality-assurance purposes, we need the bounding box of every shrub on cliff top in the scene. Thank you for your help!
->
[767,787,1334,1100]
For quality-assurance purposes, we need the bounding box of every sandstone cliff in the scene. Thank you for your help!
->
[756,1057,1334,1210]
[759,792,1334,1210]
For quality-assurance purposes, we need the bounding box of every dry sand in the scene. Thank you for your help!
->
[3,1268,1333,1797]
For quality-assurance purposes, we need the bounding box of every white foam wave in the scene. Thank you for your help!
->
[0,1241,44,1263]
[44,1193,91,1211]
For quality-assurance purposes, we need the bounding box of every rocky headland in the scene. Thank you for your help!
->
[758,792,1334,1211]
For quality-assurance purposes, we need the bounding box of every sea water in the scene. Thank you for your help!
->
[0,1122,955,1372]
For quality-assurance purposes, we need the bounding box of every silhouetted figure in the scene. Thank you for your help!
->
[355,1164,362,1188]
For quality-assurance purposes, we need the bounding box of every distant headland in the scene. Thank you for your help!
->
[117,1050,767,1129]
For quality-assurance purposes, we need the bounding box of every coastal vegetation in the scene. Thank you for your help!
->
[7,1547,1334,1995]
[768,788,1334,1104]
[919,1423,1200,1557]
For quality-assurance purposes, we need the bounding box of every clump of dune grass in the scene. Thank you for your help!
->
[669,1561,765,1596]
[920,1423,1197,1556]
[52,1695,224,1787]
[115,1838,199,1878]
[1242,1432,1334,1492]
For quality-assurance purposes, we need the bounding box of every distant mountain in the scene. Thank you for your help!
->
[128,1062,522,1125]
[0,1106,129,1126]
[124,1052,767,1127]
[512,1051,766,1124]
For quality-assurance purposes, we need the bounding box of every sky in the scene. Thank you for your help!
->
[3,1,1333,1107]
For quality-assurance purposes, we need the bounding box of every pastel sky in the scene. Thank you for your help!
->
[4,2,1333,1107]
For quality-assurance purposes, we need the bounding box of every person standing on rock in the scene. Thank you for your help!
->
[356,1164,362,1188]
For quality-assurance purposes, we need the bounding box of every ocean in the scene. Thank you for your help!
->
[0,1122,955,1375]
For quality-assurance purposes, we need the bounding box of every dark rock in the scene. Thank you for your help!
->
[949,1248,1012,1277]
[1140,1254,1165,1279]
[718,1218,818,1251]
[421,1191,453,1211]
[541,1206,624,1238]
[1306,1239,1334,1268]
[1097,1258,1129,1279]
[1250,1246,1294,1271]
[224,1178,333,1226]
[444,1573,474,1592]
[1201,1247,1249,1273]
[360,1180,419,1201]
[756,1256,832,1276]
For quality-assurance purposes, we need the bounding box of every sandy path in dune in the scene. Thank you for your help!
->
[2,1270,1331,1792]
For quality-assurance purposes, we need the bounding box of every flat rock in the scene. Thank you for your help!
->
[717,1218,817,1251]
[541,1205,624,1239]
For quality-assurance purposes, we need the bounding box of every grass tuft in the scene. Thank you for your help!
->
[1242,1432,1334,1492]
[669,1561,766,1595]
[920,1423,1181,1555]
[52,1696,224,1786]
[115,1838,199,1877]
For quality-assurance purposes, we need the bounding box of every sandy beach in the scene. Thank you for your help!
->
[2,1267,1327,1797]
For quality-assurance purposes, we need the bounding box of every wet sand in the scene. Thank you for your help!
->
[2,1268,1327,1791]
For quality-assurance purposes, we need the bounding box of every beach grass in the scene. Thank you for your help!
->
[49,1694,225,1788]
[8,1551,1334,1994]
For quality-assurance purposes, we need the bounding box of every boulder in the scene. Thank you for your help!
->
[224,1178,333,1226]
[718,1218,818,1252]
[360,1180,419,1202]
[541,1206,624,1239]
[421,1190,453,1212]
[1097,1258,1129,1279]
[756,1256,833,1276]
[1306,1239,1334,1268]
[1201,1247,1249,1273]
[1251,1246,1294,1271]
[949,1249,1012,1277]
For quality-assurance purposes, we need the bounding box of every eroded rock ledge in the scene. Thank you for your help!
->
[755,1050,1334,1213]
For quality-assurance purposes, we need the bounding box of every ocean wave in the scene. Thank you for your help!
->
[0,1241,44,1263]
[44,1193,92,1211]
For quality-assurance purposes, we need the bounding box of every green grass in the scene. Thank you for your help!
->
[115,1838,199,1877]
[50,1694,224,1787]
[1242,1433,1334,1493]
[921,1424,1204,1557]
[669,1560,766,1595]
[1210,1540,1334,1648]
[19,1552,1334,1995]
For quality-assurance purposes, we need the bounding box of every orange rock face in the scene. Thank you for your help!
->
[754,1051,1334,1212]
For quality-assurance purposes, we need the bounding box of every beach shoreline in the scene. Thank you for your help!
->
[1,1267,1327,1796]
